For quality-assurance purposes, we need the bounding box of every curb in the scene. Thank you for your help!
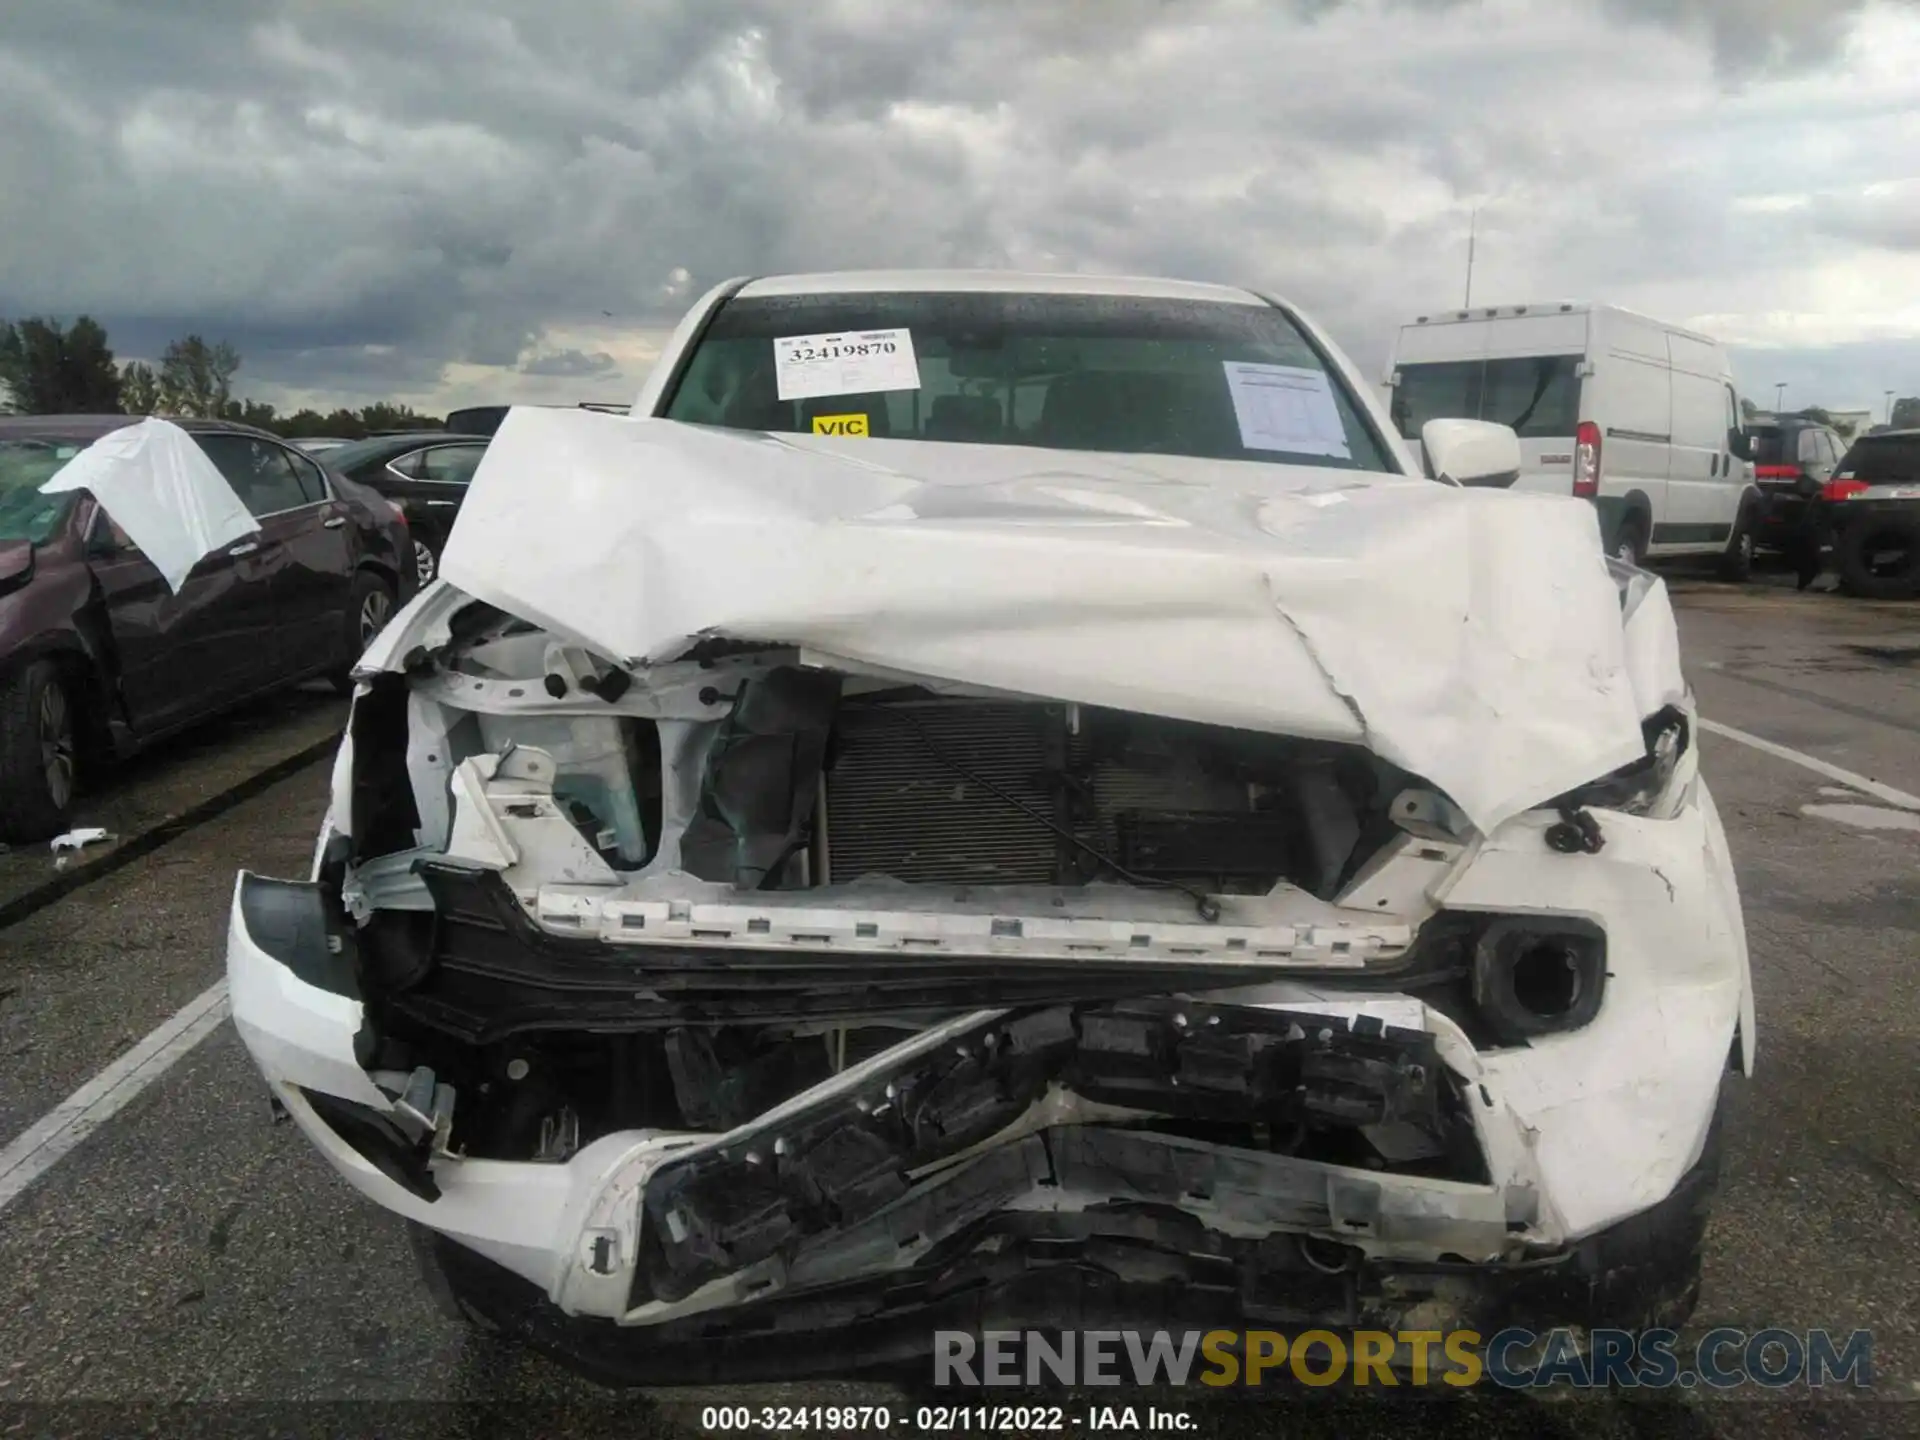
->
[0,731,343,933]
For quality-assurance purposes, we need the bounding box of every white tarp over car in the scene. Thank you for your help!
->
[40,417,256,592]
[437,407,1653,835]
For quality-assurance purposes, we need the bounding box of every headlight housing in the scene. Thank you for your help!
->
[1554,705,1689,817]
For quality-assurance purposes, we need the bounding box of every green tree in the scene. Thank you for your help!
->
[158,334,241,418]
[356,402,439,433]
[1891,397,1920,431]
[1739,396,1759,422]
[222,397,279,430]
[120,361,163,415]
[273,407,338,439]
[0,316,124,413]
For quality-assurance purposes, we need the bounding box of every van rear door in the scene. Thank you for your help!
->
[1388,311,1587,492]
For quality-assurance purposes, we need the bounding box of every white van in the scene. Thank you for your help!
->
[1385,302,1760,573]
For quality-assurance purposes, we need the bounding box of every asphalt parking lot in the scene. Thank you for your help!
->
[0,573,1917,1439]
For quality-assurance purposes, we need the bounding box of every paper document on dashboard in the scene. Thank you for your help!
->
[1223,361,1351,459]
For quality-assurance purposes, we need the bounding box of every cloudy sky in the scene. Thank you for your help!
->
[3,0,1917,418]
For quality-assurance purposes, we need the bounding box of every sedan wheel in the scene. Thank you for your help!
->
[359,587,394,645]
[39,678,75,812]
[414,540,437,588]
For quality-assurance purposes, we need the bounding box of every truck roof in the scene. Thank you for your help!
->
[735,269,1277,306]
[1399,301,1720,348]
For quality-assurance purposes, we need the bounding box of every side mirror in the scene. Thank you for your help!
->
[1421,418,1522,488]
[1727,428,1753,462]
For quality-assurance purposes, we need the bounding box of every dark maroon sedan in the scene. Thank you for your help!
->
[0,415,415,842]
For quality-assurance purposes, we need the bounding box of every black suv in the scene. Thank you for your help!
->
[1824,430,1920,599]
[1748,415,1847,553]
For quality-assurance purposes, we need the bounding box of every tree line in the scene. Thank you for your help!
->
[0,314,443,439]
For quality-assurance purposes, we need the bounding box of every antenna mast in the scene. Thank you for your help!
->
[1464,207,1478,309]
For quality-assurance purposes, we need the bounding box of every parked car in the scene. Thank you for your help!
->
[1386,302,1761,577]
[1745,415,1849,555]
[319,432,491,588]
[229,271,1749,1385]
[0,415,413,841]
[1824,428,1920,599]
[445,403,627,438]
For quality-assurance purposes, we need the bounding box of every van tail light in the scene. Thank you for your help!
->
[1822,478,1870,502]
[1572,421,1601,498]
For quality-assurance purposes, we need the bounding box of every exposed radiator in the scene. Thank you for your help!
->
[827,702,1062,884]
[822,699,1303,891]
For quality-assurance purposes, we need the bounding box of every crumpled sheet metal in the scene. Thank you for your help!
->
[40,417,256,592]
[439,408,1653,835]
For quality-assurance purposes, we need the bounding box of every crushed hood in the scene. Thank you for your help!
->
[437,408,1651,834]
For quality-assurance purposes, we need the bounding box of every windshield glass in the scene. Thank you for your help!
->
[0,436,86,543]
[1390,356,1582,440]
[661,291,1398,473]
[1839,434,1920,483]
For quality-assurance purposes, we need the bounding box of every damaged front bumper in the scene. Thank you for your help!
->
[226,775,1748,1379]
[411,1108,1725,1388]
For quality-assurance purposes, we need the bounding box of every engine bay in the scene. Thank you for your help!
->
[310,617,1545,1192]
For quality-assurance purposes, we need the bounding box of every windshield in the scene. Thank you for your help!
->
[661,291,1398,473]
[0,436,87,544]
[1390,355,1582,440]
[1839,434,1920,483]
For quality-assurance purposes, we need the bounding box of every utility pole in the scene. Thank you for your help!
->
[1464,207,1478,309]
[1887,390,1896,424]
[1775,382,1786,413]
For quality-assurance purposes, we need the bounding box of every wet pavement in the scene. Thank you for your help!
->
[0,577,1917,1439]
[0,683,345,924]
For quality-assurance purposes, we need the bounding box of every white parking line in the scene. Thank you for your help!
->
[0,979,229,1215]
[0,713,1913,1214]
[1698,718,1920,811]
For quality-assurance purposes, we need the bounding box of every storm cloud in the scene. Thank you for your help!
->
[1,0,1914,412]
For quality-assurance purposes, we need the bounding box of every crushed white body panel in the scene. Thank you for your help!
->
[439,409,1647,835]
[40,417,256,592]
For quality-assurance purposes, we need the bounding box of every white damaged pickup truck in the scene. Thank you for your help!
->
[225,272,1753,1385]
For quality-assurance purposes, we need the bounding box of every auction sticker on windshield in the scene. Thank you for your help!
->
[774,328,920,401]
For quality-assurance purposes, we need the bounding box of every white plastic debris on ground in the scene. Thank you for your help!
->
[39,417,256,593]
[49,827,115,868]
[437,408,1654,835]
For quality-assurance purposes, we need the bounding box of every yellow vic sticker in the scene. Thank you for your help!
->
[811,413,869,436]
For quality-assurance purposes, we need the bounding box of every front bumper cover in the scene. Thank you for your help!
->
[412,1115,1722,1387]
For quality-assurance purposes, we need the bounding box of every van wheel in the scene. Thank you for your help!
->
[1836,512,1920,600]
[1718,513,1756,582]
[0,660,80,843]
[1613,516,1647,567]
